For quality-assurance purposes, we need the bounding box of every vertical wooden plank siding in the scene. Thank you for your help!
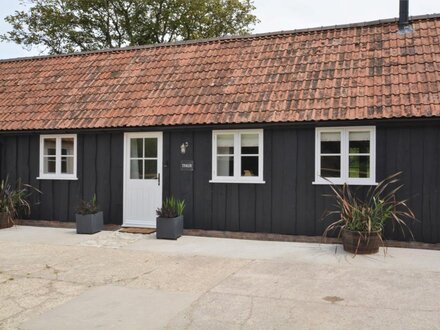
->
[68,135,82,221]
[295,129,316,236]
[421,127,436,243]
[0,122,439,243]
[162,132,171,199]
[212,184,227,230]
[28,135,41,219]
[169,131,194,228]
[255,129,272,233]
[52,181,69,221]
[270,129,288,234]
[5,136,17,183]
[109,132,123,224]
[193,131,212,230]
[239,184,256,232]
[96,134,111,222]
[0,133,125,224]
[82,134,97,201]
[17,136,30,183]
[165,124,440,243]
[225,184,240,231]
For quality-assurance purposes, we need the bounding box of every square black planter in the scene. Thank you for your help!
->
[156,215,183,240]
[75,211,103,234]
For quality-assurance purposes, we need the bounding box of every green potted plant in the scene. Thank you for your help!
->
[156,197,185,240]
[0,177,40,229]
[323,172,416,255]
[75,194,103,234]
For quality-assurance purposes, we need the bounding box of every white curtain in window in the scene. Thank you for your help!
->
[217,135,234,147]
[321,132,340,141]
[349,131,369,141]
[241,134,258,147]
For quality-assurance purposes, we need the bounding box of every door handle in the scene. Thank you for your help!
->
[157,173,160,186]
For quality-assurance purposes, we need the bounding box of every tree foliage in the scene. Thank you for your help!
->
[2,0,258,54]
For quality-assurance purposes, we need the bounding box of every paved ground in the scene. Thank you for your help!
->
[0,226,439,330]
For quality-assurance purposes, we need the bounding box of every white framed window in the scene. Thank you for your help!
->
[38,134,77,180]
[314,127,376,185]
[210,129,264,184]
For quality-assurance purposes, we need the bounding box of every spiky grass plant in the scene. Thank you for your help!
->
[323,172,416,241]
[76,194,99,215]
[156,197,185,218]
[0,176,41,225]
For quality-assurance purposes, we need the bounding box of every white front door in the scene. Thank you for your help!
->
[123,132,162,228]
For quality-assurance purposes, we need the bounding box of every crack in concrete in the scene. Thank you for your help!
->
[241,296,254,327]
[204,290,440,313]
[0,275,86,328]
[164,259,256,328]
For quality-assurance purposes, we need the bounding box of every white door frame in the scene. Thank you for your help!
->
[123,132,163,228]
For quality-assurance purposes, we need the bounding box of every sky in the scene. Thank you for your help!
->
[0,0,439,60]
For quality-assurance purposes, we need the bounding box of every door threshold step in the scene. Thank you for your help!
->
[119,227,156,235]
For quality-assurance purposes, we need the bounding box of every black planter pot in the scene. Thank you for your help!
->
[75,211,103,234]
[156,215,183,240]
[0,212,12,229]
[341,229,382,254]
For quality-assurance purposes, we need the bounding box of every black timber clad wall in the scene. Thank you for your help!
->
[166,128,330,236]
[0,132,124,224]
[0,123,439,243]
[165,124,440,244]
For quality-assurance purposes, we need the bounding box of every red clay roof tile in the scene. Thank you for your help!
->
[0,15,439,131]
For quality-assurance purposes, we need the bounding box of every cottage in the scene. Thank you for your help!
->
[0,9,439,243]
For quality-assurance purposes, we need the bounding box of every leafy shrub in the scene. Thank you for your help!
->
[76,194,99,215]
[323,172,416,238]
[156,197,185,218]
[0,176,41,223]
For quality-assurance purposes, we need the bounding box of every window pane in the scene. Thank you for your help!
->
[144,138,157,158]
[144,160,158,179]
[349,156,370,178]
[321,132,341,154]
[61,138,74,156]
[130,159,143,179]
[321,156,341,178]
[217,156,234,176]
[130,138,143,158]
[217,134,234,154]
[44,138,56,156]
[241,156,259,176]
[241,133,259,154]
[44,156,56,174]
[349,132,370,154]
[242,146,259,154]
[61,157,74,174]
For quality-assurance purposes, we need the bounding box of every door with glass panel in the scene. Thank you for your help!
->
[123,132,162,228]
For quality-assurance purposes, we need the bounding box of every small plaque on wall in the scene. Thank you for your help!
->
[180,160,194,171]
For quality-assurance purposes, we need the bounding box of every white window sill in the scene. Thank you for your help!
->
[37,176,78,181]
[209,179,266,184]
[312,180,378,186]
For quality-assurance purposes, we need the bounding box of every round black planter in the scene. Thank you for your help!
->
[341,229,382,254]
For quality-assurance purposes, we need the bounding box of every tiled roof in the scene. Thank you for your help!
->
[0,15,439,131]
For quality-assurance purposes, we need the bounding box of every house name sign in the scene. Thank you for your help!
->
[180,160,194,171]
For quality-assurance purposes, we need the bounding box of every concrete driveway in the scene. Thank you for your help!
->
[0,226,439,329]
